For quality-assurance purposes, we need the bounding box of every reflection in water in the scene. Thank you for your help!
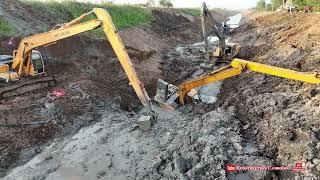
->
[227,14,242,29]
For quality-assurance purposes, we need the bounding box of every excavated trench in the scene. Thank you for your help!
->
[1,9,279,179]
[1,3,319,179]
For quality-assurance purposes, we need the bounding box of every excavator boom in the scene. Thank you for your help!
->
[12,19,102,76]
[3,8,157,123]
[156,58,320,107]
[201,3,225,61]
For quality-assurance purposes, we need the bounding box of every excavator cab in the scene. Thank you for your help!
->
[30,50,44,75]
[212,43,240,60]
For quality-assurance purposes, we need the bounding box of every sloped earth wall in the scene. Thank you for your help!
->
[217,11,320,179]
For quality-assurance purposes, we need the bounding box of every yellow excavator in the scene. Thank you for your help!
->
[0,8,157,125]
[155,58,320,109]
[201,2,240,63]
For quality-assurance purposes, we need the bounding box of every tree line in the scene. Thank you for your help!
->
[256,0,320,11]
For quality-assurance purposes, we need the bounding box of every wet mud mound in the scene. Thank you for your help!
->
[218,12,320,179]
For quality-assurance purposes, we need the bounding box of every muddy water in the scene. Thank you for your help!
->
[227,14,242,28]
[163,13,242,104]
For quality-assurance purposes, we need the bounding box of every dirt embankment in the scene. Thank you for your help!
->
[218,12,320,179]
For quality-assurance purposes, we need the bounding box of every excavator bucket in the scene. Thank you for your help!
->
[154,79,180,110]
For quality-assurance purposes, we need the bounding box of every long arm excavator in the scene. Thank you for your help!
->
[0,8,157,121]
[201,3,240,63]
[155,58,320,109]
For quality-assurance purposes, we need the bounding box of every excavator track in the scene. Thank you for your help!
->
[0,77,56,99]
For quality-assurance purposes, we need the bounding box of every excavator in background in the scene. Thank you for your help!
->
[0,8,157,126]
[155,58,320,109]
[201,2,240,63]
[155,3,320,109]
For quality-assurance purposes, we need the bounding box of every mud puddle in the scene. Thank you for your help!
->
[188,13,243,104]
[227,14,242,28]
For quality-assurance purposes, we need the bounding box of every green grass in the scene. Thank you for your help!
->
[0,17,13,35]
[21,0,153,30]
[180,8,231,17]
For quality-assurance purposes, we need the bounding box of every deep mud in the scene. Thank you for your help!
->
[4,105,274,180]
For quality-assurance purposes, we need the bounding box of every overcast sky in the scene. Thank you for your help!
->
[42,0,267,10]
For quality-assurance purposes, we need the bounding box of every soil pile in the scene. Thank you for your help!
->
[151,9,201,44]
[0,0,52,35]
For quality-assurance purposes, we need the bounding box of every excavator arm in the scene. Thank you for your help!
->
[155,58,320,108]
[201,3,226,60]
[10,8,157,121]
[201,3,240,62]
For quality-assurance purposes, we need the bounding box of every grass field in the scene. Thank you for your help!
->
[0,17,13,35]
[21,0,153,30]
[18,1,205,36]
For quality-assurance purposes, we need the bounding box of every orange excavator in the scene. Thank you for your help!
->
[0,8,157,127]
